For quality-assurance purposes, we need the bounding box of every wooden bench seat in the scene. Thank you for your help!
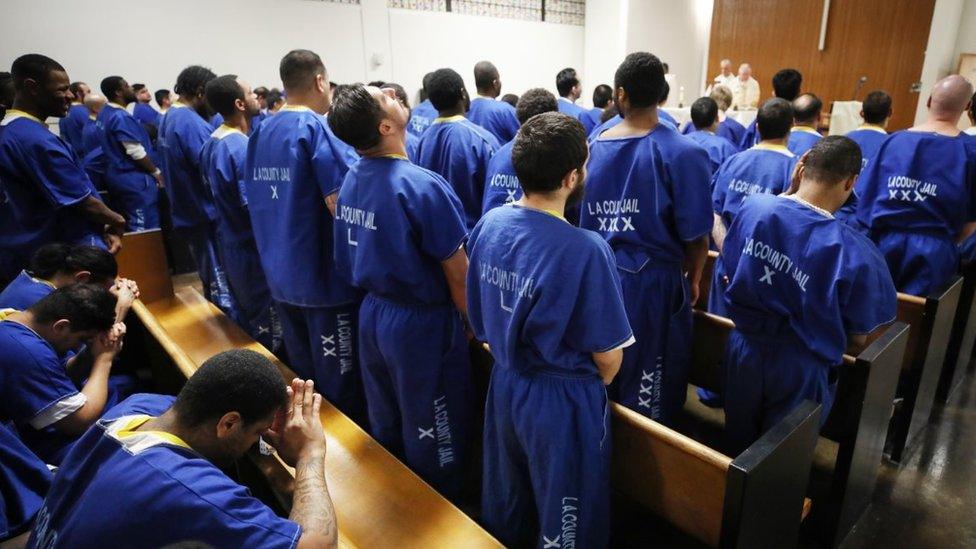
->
[937,261,976,403]
[116,229,500,549]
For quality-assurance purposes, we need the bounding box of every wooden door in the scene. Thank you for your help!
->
[708,0,936,130]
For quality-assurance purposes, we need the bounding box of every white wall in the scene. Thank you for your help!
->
[914,0,966,125]
[583,0,628,101]
[0,0,367,97]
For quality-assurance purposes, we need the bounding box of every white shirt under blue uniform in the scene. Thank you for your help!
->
[787,125,822,156]
[199,125,281,353]
[58,104,88,154]
[685,129,739,174]
[408,99,437,137]
[581,120,712,423]
[466,97,520,144]
[0,320,86,465]
[0,110,106,283]
[246,105,365,422]
[97,102,159,231]
[333,155,472,501]
[468,204,633,548]
[27,394,301,548]
[856,131,976,295]
[415,115,499,230]
[720,193,896,452]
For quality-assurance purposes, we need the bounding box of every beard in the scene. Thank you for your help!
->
[566,178,585,207]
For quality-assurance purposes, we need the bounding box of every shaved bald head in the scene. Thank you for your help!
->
[474,61,501,96]
[927,75,974,120]
[83,93,106,115]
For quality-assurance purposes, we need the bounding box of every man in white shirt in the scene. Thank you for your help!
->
[731,63,761,111]
[710,59,736,93]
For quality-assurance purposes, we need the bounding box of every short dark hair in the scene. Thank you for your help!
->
[28,243,117,283]
[382,82,410,108]
[31,284,116,332]
[500,93,518,108]
[772,69,802,101]
[659,80,670,103]
[802,135,862,185]
[426,68,466,111]
[970,91,976,121]
[862,90,892,124]
[172,349,288,428]
[757,98,793,140]
[512,112,587,195]
[205,74,243,117]
[267,91,284,110]
[11,54,65,91]
[592,84,613,109]
[792,93,822,124]
[154,89,170,106]
[253,86,269,99]
[556,68,579,97]
[515,88,558,125]
[328,83,384,150]
[601,103,619,123]
[100,76,126,100]
[280,49,326,92]
[474,61,499,92]
[175,65,216,97]
[614,52,665,109]
[132,83,146,92]
[691,97,719,129]
[0,72,15,115]
[69,82,87,97]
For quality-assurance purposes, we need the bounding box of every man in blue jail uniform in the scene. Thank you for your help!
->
[80,94,107,192]
[740,68,802,149]
[157,65,236,313]
[685,97,739,174]
[245,50,365,423]
[470,112,632,548]
[720,137,897,453]
[200,75,282,355]
[838,90,892,225]
[684,85,745,150]
[0,54,126,285]
[482,88,558,216]
[657,81,679,129]
[467,61,520,144]
[0,243,126,312]
[787,93,822,156]
[581,52,711,424]
[588,111,622,141]
[408,72,437,138]
[555,67,592,132]
[131,83,160,130]
[0,285,125,465]
[28,351,339,549]
[154,88,172,116]
[0,422,51,546]
[57,82,89,153]
[329,83,474,502]
[582,84,613,130]
[710,98,797,316]
[415,68,500,231]
[856,75,976,296]
[97,76,163,231]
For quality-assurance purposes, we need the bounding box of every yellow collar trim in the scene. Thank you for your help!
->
[217,124,245,137]
[380,153,409,160]
[857,124,887,134]
[4,109,44,124]
[115,416,191,449]
[170,103,188,109]
[433,115,465,124]
[512,203,568,223]
[0,309,16,321]
[88,115,97,121]
[106,102,127,110]
[280,104,312,113]
[753,143,794,156]
[792,126,820,136]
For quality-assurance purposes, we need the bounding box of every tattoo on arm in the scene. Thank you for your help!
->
[290,454,337,542]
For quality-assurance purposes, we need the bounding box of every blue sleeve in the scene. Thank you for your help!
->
[577,112,596,134]
[669,144,713,241]
[502,109,520,142]
[28,138,94,208]
[564,240,634,352]
[178,118,211,173]
[839,235,897,334]
[407,172,469,260]
[310,124,354,197]
[106,114,145,146]
[231,140,249,207]
[4,349,78,423]
[854,149,882,230]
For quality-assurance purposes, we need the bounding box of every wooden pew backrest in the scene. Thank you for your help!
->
[116,229,174,303]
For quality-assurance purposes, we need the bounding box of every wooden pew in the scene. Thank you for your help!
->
[688,309,909,547]
[936,261,976,403]
[699,251,960,463]
[612,400,821,548]
[116,229,501,549]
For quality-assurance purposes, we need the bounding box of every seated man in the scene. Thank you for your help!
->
[0,284,125,464]
[415,68,499,230]
[684,97,738,174]
[482,88,558,216]
[787,93,823,156]
[329,84,473,502]
[720,137,896,453]
[682,85,745,149]
[856,75,976,295]
[710,98,797,316]
[466,61,520,144]
[0,422,52,546]
[838,91,892,225]
[29,350,338,548]
[468,112,632,548]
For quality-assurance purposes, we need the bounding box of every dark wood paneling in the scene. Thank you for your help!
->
[708,0,936,130]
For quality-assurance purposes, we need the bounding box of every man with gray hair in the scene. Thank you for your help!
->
[730,63,760,110]
[710,58,736,93]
